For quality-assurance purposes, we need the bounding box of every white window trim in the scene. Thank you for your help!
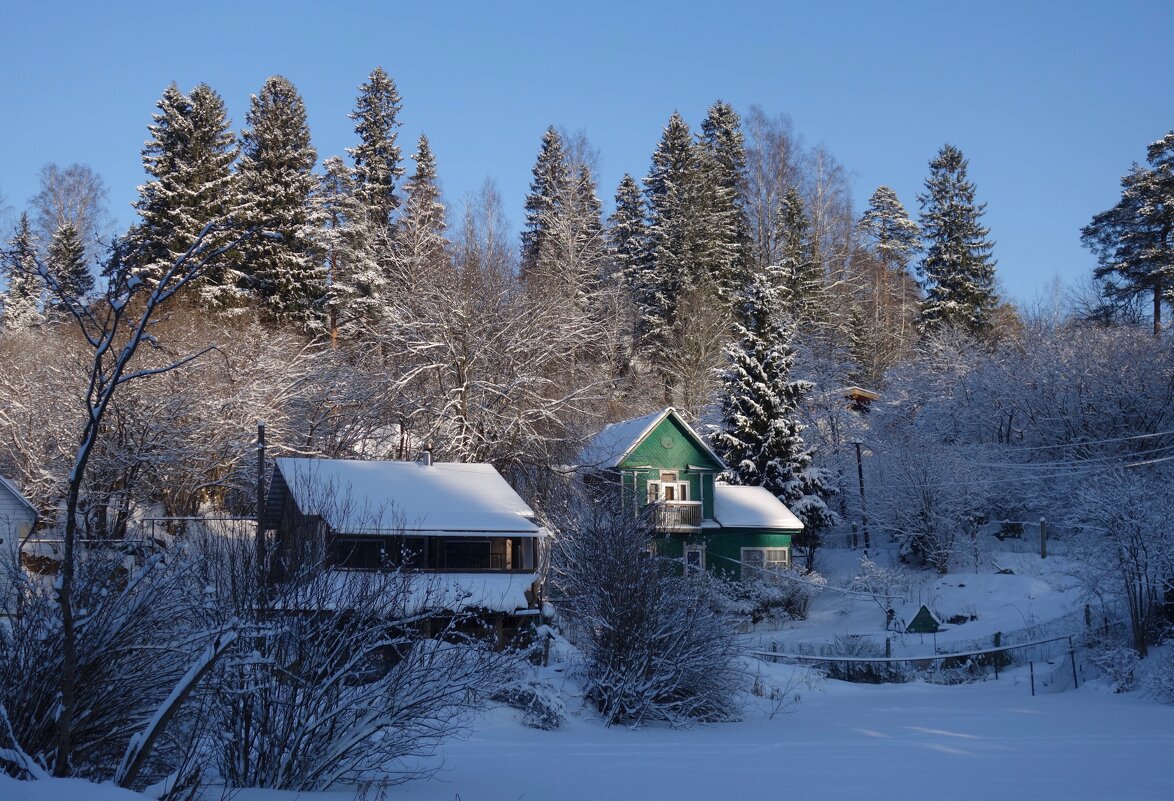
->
[741,546,790,574]
[684,543,706,573]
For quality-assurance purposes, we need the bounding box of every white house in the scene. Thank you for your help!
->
[263,456,547,631]
[0,475,37,606]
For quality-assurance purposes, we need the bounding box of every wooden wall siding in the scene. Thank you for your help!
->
[619,415,721,521]
[655,530,793,580]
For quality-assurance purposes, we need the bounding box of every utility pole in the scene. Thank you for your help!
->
[256,420,267,593]
[852,440,871,551]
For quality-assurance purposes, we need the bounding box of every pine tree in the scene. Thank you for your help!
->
[2,213,43,329]
[712,271,835,540]
[236,75,323,327]
[131,82,239,301]
[698,100,751,301]
[391,134,448,304]
[347,66,403,231]
[1081,131,1174,335]
[917,144,997,338]
[46,222,92,311]
[520,127,571,284]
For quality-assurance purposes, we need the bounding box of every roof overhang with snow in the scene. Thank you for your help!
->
[267,458,542,536]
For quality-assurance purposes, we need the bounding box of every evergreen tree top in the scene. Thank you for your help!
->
[347,66,404,225]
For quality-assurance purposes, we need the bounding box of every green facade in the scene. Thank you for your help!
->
[600,411,799,581]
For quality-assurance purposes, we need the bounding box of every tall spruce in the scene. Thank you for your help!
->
[236,75,323,327]
[643,112,701,351]
[1081,131,1174,335]
[917,144,997,338]
[2,213,43,329]
[606,173,648,288]
[348,67,403,232]
[699,100,751,301]
[713,271,835,539]
[46,222,92,311]
[392,134,448,303]
[520,127,571,284]
[131,82,239,301]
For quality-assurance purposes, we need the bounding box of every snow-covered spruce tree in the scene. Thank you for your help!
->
[130,83,241,303]
[46,222,92,313]
[348,66,404,232]
[236,75,323,328]
[1081,130,1174,335]
[917,144,997,339]
[643,111,735,409]
[2,213,44,330]
[854,185,921,383]
[698,100,751,302]
[606,173,649,288]
[537,162,608,320]
[552,498,742,726]
[712,270,835,568]
[520,126,572,286]
[307,156,382,343]
[391,134,448,301]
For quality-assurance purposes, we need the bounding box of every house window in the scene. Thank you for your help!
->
[329,537,384,570]
[741,547,790,577]
[444,539,492,570]
[684,544,706,574]
[648,472,689,503]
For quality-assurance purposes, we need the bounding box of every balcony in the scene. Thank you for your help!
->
[652,500,702,533]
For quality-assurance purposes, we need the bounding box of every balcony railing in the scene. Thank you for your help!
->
[652,500,702,532]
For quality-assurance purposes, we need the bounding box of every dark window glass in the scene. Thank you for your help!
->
[444,539,491,569]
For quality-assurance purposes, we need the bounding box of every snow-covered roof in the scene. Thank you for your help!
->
[0,474,38,519]
[577,407,725,469]
[713,484,803,531]
[270,458,541,535]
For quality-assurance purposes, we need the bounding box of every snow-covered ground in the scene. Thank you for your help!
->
[218,666,1174,801]
[5,545,1170,801]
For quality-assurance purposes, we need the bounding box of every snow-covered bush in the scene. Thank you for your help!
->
[1090,646,1141,693]
[1145,645,1174,703]
[700,569,824,625]
[493,673,567,730]
[552,502,743,726]
[797,635,912,684]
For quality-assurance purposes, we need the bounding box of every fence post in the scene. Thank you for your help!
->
[1030,661,1035,696]
[885,638,891,658]
[993,632,1001,679]
[1039,517,1047,559]
[1069,637,1078,689]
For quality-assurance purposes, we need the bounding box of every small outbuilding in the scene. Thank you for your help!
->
[0,475,38,606]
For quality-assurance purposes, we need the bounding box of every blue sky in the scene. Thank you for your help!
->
[1,0,1171,304]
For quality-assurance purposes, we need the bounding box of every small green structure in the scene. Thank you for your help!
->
[906,605,942,634]
[577,408,803,580]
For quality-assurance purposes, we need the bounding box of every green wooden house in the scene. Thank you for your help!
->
[577,408,803,580]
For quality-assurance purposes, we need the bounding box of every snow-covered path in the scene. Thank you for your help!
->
[381,674,1173,801]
